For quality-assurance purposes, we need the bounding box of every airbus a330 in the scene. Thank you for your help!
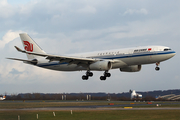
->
[7,33,176,80]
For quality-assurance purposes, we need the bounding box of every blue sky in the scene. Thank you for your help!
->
[0,0,179,95]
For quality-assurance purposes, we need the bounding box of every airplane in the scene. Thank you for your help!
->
[130,90,142,99]
[7,33,176,80]
[0,96,6,100]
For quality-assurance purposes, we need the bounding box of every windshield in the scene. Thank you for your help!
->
[164,48,171,51]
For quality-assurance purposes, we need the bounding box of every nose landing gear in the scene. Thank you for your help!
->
[155,62,160,71]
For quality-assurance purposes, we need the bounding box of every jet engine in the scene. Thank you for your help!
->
[30,59,38,65]
[27,59,46,65]
[89,61,112,71]
[120,65,141,72]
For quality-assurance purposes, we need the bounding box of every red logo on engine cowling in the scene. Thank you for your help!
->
[23,41,33,52]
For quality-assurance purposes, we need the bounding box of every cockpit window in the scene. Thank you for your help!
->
[164,48,171,51]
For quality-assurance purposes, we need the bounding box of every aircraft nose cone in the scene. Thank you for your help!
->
[171,51,176,57]
[173,51,176,56]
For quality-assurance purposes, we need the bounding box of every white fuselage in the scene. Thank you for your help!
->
[35,45,176,71]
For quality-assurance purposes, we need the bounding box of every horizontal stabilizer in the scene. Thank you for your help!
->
[15,46,25,52]
[6,58,37,65]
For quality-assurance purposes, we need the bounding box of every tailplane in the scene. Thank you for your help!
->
[19,33,46,60]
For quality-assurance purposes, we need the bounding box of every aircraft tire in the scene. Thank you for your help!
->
[100,76,106,80]
[155,67,160,71]
[88,72,93,77]
[82,75,88,80]
[86,72,93,77]
[105,73,111,77]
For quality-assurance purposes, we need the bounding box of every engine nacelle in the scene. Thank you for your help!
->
[27,58,48,65]
[31,59,38,65]
[89,61,112,71]
[24,59,38,65]
[120,65,141,72]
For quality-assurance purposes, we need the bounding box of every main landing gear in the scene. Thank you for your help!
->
[82,71,111,80]
[100,71,111,81]
[155,62,160,71]
[82,71,93,80]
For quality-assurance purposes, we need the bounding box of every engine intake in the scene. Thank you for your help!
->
[89,61,112,71]
[120,65,141,72]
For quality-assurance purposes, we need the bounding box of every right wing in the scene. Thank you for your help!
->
[13,46,119,66]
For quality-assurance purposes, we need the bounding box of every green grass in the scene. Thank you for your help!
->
[0,110,180,120]
[0,101,180,119]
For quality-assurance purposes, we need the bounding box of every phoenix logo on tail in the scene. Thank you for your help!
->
[23,41,33,52]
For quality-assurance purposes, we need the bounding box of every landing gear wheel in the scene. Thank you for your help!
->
[82,75,88,80]
[82,71,93,80]
[86,72,93,77]
[104,73,111,77]
[100,71,111,80]
[100,76,106,80]
[155,67,160,71]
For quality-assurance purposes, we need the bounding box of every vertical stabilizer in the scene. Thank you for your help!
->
[131,90,136,99]
[19,33,46,60]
